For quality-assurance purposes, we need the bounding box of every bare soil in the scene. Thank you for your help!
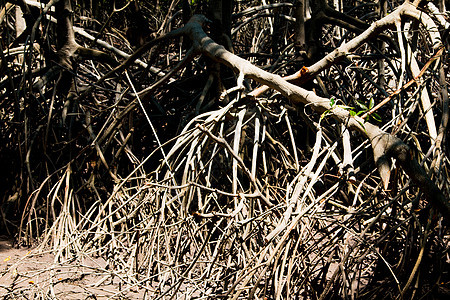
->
[0,237,145,299]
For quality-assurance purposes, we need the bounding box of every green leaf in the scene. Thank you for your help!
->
[320,110,330,121]
[335,105,354,110]
[357,120,366,131]
[349,110,356,116]
[371,112,382,122]
[369,97,374,109]
[330,97,335,107]
[355,100,368,111]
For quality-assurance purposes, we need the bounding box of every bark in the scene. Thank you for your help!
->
[181,14,450,221]
[293,0,306,52]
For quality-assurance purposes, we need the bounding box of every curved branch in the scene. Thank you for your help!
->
[250,2,442,97]
[184,14,450,221]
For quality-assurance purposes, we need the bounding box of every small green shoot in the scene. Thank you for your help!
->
[321,96,381,127]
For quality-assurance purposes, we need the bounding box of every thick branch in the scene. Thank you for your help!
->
[250,2,442,96]
[184,14,450,221]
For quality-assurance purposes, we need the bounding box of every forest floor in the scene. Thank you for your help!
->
[0,236,145,299]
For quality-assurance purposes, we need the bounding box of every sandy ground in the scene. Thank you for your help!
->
[0,236,145,299]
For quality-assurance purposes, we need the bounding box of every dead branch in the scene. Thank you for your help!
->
[182,14,450,220]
